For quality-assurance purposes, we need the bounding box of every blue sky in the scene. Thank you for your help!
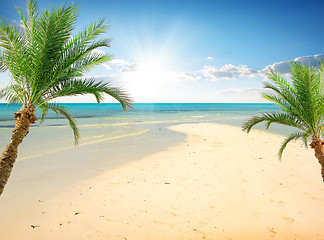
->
[1,0,324,103]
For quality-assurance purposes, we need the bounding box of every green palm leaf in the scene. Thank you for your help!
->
[0,51,7,72]
[278,132,310,160]
[242,112,306,133]
[0,85,26,104]
[0,0,133,143]
[242,60,324,159]
[39,103,80,144]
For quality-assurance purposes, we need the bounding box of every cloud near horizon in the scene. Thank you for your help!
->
[110,59,129,65]
[216,87,266,102]
[96,54,324,84]
[119,62,139,73]
[176,72,201,81]
[201,64,259,81]
[178,54,324,82]
[98,54,324,85]
[260,54,324,77]
[75,54,324,103]
[219,87,263,96]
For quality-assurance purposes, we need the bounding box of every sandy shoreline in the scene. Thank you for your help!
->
[1,123,324,239]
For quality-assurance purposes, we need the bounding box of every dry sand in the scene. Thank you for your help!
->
[0,123,324,240]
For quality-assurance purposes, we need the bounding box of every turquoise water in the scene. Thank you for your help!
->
[0,102,294,199]
[0,103,278,122]
[0,103,286,162]
[0,103,279,127]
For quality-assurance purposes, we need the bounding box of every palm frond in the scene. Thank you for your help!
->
[262,92,294,114]
[39,78,133,111]
[39,106,48,126]
[318,61,324,76]
[0,18,24,53]
[52,27,111,79]
[100,85,134,111]
[242,112,306,133]
[61,18,109,55]
[251,61,324,136]
[27,2,79,101]
[266,69,298,105]
[0,84,26,104]
[35,98,47,125]
[289,62,322,132]
[26,0,39,30]
[41,103,80,145]
[0,51,7,72]
[60,48,112,78]
[0,0,133,147]
[0,18,29,89]
[278,132,310,160]
[265,70,307,123]
[243,60,324,163]
[30,19,111,103]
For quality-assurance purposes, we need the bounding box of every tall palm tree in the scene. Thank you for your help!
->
[242,61,324,182]
[0,0,133,196]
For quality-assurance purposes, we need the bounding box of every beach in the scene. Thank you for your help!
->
[1,0,323,237]
[0,122,323,240]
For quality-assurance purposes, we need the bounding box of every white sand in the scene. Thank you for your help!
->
[0,123,324,240]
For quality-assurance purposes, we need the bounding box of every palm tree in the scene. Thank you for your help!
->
[242,61,324,182]
[0,0,133,196]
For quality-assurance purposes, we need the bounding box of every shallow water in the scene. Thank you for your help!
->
[0,103,292,162]
[0,103,297,201]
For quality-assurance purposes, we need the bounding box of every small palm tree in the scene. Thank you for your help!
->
[242,61,324,182]
[0,0,133,195]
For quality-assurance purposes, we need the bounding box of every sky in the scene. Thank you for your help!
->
[0,0,324,103]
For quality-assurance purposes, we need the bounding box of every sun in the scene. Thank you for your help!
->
[122,57,175,102]
[135,57,167,79]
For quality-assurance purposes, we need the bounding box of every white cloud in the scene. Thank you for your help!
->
[201,64,258,81]
[216,88,266,102]
[260,54,324,77]
[110,59,129,65]
[12,19,24,29]
[294,54,324,67]
[119,62,139,73]
[206,56,214,60]
[176,72,201,81]
[200,54,324,82]
[219,88,263,96]
[101,63,111,70]
[91,49,105,55]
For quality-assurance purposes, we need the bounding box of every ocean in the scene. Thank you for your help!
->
[1,102,297,199]
[0,103,287,163]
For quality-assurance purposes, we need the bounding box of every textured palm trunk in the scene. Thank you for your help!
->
[0,104,37,196]
[310,135,324,182]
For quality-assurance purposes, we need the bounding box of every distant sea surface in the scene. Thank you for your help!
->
[0,103,278,123]
[0,103,287,163]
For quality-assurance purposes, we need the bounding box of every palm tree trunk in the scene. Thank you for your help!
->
[310,135,324,182]
[0,104,37,196]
